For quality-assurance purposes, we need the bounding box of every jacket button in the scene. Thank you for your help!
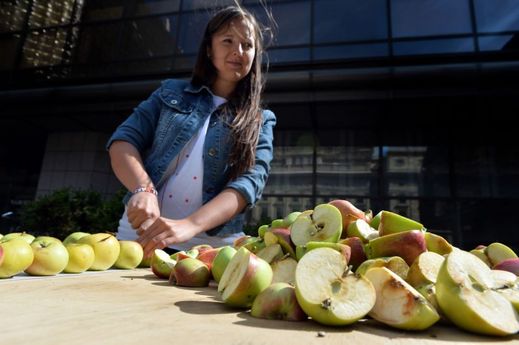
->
[208,148,217,157]
[170,99,178,105]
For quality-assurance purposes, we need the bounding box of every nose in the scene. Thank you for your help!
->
[233,43,244,56]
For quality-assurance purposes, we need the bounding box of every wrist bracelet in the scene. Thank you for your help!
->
[132,186,158,196]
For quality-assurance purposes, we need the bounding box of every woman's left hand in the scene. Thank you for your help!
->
[136,217,200,257]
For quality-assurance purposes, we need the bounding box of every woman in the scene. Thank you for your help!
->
[107,6,276,257]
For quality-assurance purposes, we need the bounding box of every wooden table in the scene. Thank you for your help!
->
[2,269,518,345]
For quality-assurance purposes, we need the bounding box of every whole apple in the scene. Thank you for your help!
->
[169,257,210,287]
[251,282,307,321]
[64,243,95,273]
[0,238,34,278]
[1,232,35,244]
[25,236,69,276]
[114,240,144,269]
[78,233,120,270]
[63,231,91,245]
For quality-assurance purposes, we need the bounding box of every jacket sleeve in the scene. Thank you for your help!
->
[225,109,276,209]
[105,85,163,152]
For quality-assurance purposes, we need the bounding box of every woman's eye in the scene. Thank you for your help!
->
[223,38,232,44]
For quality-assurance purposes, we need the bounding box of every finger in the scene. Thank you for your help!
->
[137,218,154,236]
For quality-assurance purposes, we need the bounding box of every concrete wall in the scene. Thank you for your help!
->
[36,132,122,198]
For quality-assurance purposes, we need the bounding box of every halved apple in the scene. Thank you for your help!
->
[378,211,425,236]
[217,247,272,308]
[436,249,519,336]
[271,256,297,285]
[290,204,342,246]
[294,247,375,326]
[364,267,439,330]
[346,219,379,243]
[151,249,177,279]
[356,256,409,280]
[406,251,445,288]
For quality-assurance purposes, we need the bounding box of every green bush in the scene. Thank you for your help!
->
[19,188,126,240]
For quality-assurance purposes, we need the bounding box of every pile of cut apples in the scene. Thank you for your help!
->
[150,199,519,337]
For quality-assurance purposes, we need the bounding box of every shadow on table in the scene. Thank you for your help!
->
[174,300,238,315]
[120,273,159,281]
[233,314,518,343]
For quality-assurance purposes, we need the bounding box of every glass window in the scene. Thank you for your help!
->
[181,0,235,11]
[114,58,172,76]
[76,23,121,63]
[28,0,75,28]
[0,35,20,70]
[135,0,180,17]
[314,0,387,43]
[393,38,475,55]
[454,146,495,198]
[21,27,78,68]
[119,16,178,60]
[177,11,211,55]
[267,47,310,63]
[314,43,388,60]
[82,0,124,22]
[479,34,518,51]
[474,0,519,33]
[391,0,472,38]
[0,0,29,33]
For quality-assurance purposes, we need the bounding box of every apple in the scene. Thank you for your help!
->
[365,230,427,266]
[1,232,35,244]
[424,232,453,255]
[0,245,3,266]
[218,247,272,308]
[346,219,378,243]
[355,256,409,280]
[405,251,445,288]
[270,218,285,229]
[211,246,237,283]
[365,267,439,330]
[25,236,69,276]
[295,247,376,326]
[190,244,213,255]
[139,255,152,268]
[282,211,302,228]
[0,238,34,278]
[492,270,519,311]
[328,199,366,232]
[256,244,284,264]
[171,249,199,261]
[150,249,177,279]
[377,211,425,236]
[290,203,342,246]
[196,247,221,271]
[264,228,295,258]
[257,224,269,238]
[114,240,144,269]
[250,282,307,321]
[470,246,491,267]
[63,243,95,273]
[295,241,351,263]
[485,242,518,267]
[271,256,298,285]
[436,248,519,336]
[338,237,367,270]
[169,257,210,287]
[78,233,121,270]
[494,258,519,276]
[233,236,265,253]
[63,231,91,245]
[369,211,382,230]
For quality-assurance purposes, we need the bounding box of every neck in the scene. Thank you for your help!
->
[211,79,236,99]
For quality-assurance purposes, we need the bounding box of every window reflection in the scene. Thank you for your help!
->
[76,23,121,64]
[314,43,388,60]
[177,11,211,55]
[0,0,29,33]
[474,0,519,33]
[21,27,79,68]
[135,0,180,17]
[82,0,124,22]
[28,0,75,28]
[393,38,474,55]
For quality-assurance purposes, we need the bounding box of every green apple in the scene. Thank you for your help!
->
[295,247,376,326]
[365,230,427,266]
[290,204,342,246]
[114,240,143,269]
[264,228,295,258]
[138,255,152,268]
[1,232,35,244]
[436,248,519,336]
[378,211,425,236]
[196,247,221,272]
[295,241,351,263]
[369,211,382,230]
[78,233,121,270]
[346,219,378,243]
[250,282,307,321]
[218,247,272,308]
[234,236,265,253]
[25,236,69,276]
[256,244,284,264]
[470,246,491,267]
[0,238,34,278]
[169,257,210,287]
[485,242,517,267]
[0,244,3,266]
[150,249,177,279]
[64,243,95,273]
[406,251,445,288]
[63,231,91,245]
[365,267,439,330]
[355,256,409,280]
[211,246,237,283]
[282,211,302,228]
[257,224,269,238]
[270,218,285,229]
[424,232,453,255]
[271,256,297,285]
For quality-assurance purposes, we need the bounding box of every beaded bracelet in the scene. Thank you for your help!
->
[132,186,158,196]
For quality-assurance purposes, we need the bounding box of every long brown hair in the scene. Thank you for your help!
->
[191,6,268,180]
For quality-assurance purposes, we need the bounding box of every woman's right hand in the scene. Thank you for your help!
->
[126,192,160,232]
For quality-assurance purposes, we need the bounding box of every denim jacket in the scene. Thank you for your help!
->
[106,79,276,236]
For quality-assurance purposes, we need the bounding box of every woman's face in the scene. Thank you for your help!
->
[209,17,256,89]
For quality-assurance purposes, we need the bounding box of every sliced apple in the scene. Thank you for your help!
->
[271,256,297,285]
[378,211,425,236]
[346,219,379,243]
[339,237,367,270]
[365,230,427,266]
[218,247,272,308]
[356,256,409,280]
[406,251,445,288]
[264,228,295,258]
[250,282,307,321]
[290,204,342,246]
[436,249,519,336]
[494,258,519,276]
[364,267,439,330]
[424,232,453,255]
[256,244,284,264]
[470,247,491,267]
[295,241,351,263]
[485,242,518,267]
[151,249,177,279]
[294,247,375,326]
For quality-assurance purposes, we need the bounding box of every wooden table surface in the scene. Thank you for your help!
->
[1,268,518,345]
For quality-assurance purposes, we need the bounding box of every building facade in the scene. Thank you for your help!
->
[1,0,519,250]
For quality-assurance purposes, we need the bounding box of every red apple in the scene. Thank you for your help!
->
[250,282,307,321]
[169,257,210,287]
[196,247,221,271]
[339,237,367,270]
[328,199,366,232]
[366,230,427,266]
